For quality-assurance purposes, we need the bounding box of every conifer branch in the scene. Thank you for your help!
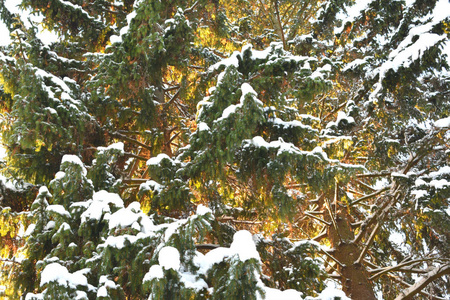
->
[320,248,345,268]
[349,187,388,207]
[369,257,435,280]
[124,152,148,161]
[0,258,21,265]
[111,132,152,151]
[355,222,380,265]
[305,212,331,226]
[394,264,450,300]
[164,88,180,107]
[356,172,391,179]
[388,274,447,300]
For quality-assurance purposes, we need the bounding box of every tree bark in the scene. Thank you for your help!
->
[326,207,377,300]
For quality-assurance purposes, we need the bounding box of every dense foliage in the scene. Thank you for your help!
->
[1,0,449,299]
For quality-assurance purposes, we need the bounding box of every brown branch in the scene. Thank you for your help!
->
[388,274,447,300]
[195,244,220,250]
[356,172,391,178]
[124,152,148,161]
[0,258,21,265]
[394,264,450,300]
[273,0,286,50]
[164,88,180,107]
[355,222,380,264]
[111,132,152,151]
[184,0,199,15]
[349,187,389,207]
[320,248,346,268]
[122,178,148,184]
[369,258,435,280]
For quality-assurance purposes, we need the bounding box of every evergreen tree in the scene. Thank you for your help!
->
[1,0,449,299]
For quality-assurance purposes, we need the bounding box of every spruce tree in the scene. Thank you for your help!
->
[1,0,449,299]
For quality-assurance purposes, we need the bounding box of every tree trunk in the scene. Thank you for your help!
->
[327,207,377,300]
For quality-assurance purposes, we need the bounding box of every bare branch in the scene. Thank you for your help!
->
[349,187,389,207]
[111,132,152,151]
[369,257,435,280]
[320,248,346,268]
[305,212,331,226]
[394,264,450,300]
[355,222,380,264]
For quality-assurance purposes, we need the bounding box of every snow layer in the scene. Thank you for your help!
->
[40,263,88,289]
[80,190,124,223]
[143,265,164,282]
[434,116,450,128]
[369,0,450,102]
[147,153,172,166]
[158,246,181,270]
[196,204,212,216]
[194,230,260,274]
[61,155,88,175]
[97,142,125,154]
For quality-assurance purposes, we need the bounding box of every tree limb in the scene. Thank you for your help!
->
[394,264,450,300]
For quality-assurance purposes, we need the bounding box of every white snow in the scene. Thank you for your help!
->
[140,180,164,194]
[80,190,124,223]
[44,221,55,231]
[429,179,450,189]
[310,284,351,300]
[272,117,314,131]
[61,155,87,176]
[0,0,58,46]
[194,230,260,274]
[326,111,355,129]
[143,265,164,282]
[334,0,373,34]
[179,272,208,291]
[197,122,210,132]
[38,186,52,198]
[369,0,450,102]
[429,166,450,178]
[24,224,36,237]
[262,287,303,300]
[24,293,44,300]
[108,202,155,233]
[196,204,212,216]
[40,263,88,289]
[147,153,172,166]
[158,246,181,271]
[109,8,137,44]
[230,230,260,262]
[46,205,71,218]
[434,116,450,128]
[97,142,125,154]
[97,276,117,297]
[215,83,262,123]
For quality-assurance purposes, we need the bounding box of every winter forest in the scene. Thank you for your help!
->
[0,0,449,299]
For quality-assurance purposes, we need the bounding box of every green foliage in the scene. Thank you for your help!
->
[1,0,449,299]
